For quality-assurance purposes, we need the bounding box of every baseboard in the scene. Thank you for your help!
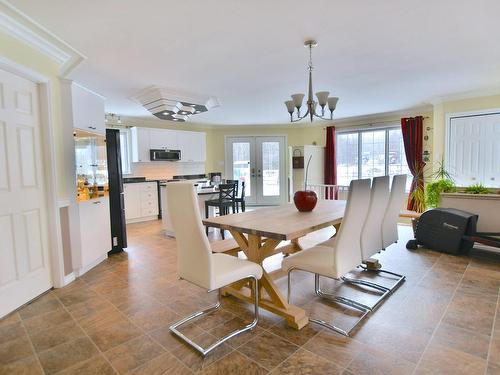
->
[62,272,76,286]
[75,254,108,277]
[126,216,158,224]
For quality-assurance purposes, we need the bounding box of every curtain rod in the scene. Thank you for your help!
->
[322,116,430,130]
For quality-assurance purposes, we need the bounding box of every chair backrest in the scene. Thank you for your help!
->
[166,182,213,289]
[225,179,239,196]
[360,176,390,260]
[218,183,236,202]
[381,174,407,249]
[333,179,371,276]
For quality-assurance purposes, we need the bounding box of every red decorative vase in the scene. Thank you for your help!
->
[293,190,318,212]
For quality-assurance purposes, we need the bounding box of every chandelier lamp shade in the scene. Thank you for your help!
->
[284,40,339,123]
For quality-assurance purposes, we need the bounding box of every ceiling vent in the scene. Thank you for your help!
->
[132,86,220,122]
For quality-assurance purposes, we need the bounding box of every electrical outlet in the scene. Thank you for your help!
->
[113,237,118,246]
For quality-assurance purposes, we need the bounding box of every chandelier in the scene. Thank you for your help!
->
[284,40,339,123]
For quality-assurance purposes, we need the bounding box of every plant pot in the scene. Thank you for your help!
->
[293,190,318,212]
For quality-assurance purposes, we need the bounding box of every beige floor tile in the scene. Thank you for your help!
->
[28,321,85,352]
[271,348,340,374]
[0,354,43,375]
[432,322,491,360]
[23,309,73,335]
[346,346,415,375]
[58,355,117,375]
[237,331,299,371]
[83,317,142,352]
[303,330,365,368]
[126,352,192,375]
[0,336,34,366]
[201,350,267,375]
[104,335,165,374]
[0,321,26,345]
[18,293,61,320]
[37,336,98,374]
[417,342,487,375]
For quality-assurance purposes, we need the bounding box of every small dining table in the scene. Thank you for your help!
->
[202,200,346,330]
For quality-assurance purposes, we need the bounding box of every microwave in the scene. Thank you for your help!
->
[150,149,181,161]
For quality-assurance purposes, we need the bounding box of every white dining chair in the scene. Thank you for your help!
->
[281,179,372,336]
[382,174,408,249]
[341,176,405,310]
[166,182,263,356]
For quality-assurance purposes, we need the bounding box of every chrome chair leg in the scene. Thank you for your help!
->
[170,276,259,356]
[287,269,370,337]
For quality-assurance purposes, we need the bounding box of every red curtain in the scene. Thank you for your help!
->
[324,126,338,199]
[401,116,425,211]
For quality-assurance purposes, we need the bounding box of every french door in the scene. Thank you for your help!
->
[225,136,286,205]
[0,68,52,317]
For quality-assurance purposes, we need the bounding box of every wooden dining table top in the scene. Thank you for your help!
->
[202,200,346,240]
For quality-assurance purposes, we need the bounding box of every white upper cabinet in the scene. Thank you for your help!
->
[178,131,206,162]
[69,83,105,134]
[130,127,150,163]
[130,127,205,163]
[149,128,178,150]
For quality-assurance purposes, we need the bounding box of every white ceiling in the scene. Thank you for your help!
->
[9,0,500,125]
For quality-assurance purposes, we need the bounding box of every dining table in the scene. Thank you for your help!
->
[202,199,346,330]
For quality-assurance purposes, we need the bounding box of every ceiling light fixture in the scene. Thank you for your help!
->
[284,40,339,123]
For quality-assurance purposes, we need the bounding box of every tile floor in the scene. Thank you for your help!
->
[1,220,499,375]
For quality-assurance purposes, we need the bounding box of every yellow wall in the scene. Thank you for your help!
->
[432,94,500,173]
[0,32,67,197]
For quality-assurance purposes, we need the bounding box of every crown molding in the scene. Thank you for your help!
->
[429,86,500,105]
[0,0,86,76]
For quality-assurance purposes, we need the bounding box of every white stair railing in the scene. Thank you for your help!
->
[306,184,349,200]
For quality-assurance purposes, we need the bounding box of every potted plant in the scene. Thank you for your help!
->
[464,183,490,194]
[425,159,456,208]
[293,155,318,212]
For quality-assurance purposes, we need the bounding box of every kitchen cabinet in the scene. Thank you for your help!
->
[124,182,159,223]
[130,127,206,163]
[149,128,178,150]
[178,131,206,162]
[78,196,111,271]
[130,127,151,162]
[63,81,105,134]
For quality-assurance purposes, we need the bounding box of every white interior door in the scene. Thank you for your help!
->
[0,68,52,317]
[226,136,286,205]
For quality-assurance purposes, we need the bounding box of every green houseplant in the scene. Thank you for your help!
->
[464,183,490,194]
[426,179,456,208]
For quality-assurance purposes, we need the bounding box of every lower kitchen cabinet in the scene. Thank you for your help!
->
[124,182,159,223]
[77,196,111,273]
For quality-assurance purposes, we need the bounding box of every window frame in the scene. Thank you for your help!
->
[336,125,409,187]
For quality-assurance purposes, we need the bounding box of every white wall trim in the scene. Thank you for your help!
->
[0,1,86,76]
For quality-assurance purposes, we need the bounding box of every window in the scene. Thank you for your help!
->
[336,127,411,190]
[119,129,132,175]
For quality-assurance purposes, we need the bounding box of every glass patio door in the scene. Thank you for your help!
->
[225,136,286,205]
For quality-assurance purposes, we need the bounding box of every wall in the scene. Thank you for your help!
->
[432,94,500,173]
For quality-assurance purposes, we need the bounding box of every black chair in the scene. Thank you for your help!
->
[235,181,246,212]
[205,183,236,239]
[225,179,239,197]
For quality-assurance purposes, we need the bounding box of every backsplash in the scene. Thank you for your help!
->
[128,162,205,180]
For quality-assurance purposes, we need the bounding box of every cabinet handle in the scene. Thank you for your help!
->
[93,201,101,205]
[471,177,476,180]
[491,177,496,181]
[88,126,97,130]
